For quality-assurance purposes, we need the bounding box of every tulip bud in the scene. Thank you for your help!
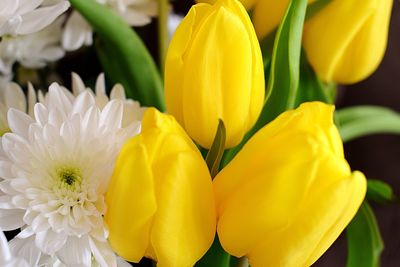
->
[303,0,393,84]
[165,0,264,149]
[214,102,366,266]
[105,108,216,266]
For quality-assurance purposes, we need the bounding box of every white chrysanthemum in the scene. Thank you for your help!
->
[0,0,69,37]
[62,0,157,51]
[0,83,140,266]
[0,17,65,81]
[70,72,146,127]
[0,231,29,267]
[0,82,36,136]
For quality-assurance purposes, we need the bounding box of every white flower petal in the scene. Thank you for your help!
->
[95,73,106,95]
[89,237,117,267]
[17,1,70,35]
[110,84,126,100]
[100,100,123,129]
[72,72,86,96]
[4,83,27,112]
[35,230,67,254]
[7,108,34,139]
[9,236,41,266]
[56,236,91,266]
[62,11,92,51]
[0,209,25,231]
[0,231,12,262]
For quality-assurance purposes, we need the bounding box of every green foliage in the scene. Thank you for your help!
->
[295,53,336,106]
[69,0,165,110]
[346,202,384,267]
[206,120,226,179]
[367,179,395,204]
[335,106,400,142]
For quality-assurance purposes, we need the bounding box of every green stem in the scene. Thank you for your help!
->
[158,0,169,74]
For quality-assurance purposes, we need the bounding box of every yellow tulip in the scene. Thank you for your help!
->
[303,0,393,84]
[252,0,316,39]
[214,102,366,267]
[105,108,216,266]
[164,0,265,149]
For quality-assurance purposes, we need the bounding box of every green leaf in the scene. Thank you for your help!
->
[367,179,394,204]
[205,120,226,178]
[335,106,400,142]
[69,0,165,111]
[222,0,308,166]
[295,52,336,105]
[346,201,384,267]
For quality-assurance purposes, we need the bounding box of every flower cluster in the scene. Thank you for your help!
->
[0,0,395,266]
[0,75,142,266]
[0,0,157,86]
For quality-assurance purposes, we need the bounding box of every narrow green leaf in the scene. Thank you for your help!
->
[206,120,226,178]
[346,202,384,267]
[367,179,394,204]
[335,106,400,142]
[69,0,165,111]
[222,0,307,166]
[262,0,307,109]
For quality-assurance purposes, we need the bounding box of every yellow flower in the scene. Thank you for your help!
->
[252,0,316,40]
[105,108,216,266]
[214,102,367,267]
[303,0,393,84]
[251,0,392,84]
[164,0,264,149]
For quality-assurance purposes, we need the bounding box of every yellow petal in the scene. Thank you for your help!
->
[214,102,367,265]
[164,3,211,125]
[150,151,216,267]
[303,0,393,83]
[165,0,264,149]
[253,0,315,39]
[248,171,366,267]
[105,137,157,263]
[143,108,216,266]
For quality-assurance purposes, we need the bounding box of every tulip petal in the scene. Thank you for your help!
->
[248,171,366,267]
[165,4,211,126]
[182,1,256,148]
[105,137,157,263]
[253,0,316,39]
[214,102,367,265]
[303,0,393,83]
[110,108,216,266]
[215,130,320,257]
[143,109,216,266]
[253,0,291,39]
[150,151,216,267]
[165,0,264,149]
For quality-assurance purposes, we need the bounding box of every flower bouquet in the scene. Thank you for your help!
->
[0,0,397,266]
